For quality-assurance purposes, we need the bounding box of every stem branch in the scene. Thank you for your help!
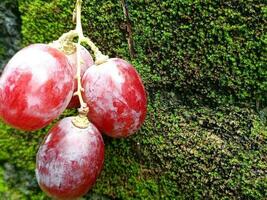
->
[81,37,109,65]
[74,0,87,112]
[54,0,109,127]
[72,0,89,128]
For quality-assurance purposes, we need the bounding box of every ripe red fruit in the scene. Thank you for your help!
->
[66,45,94,108]
[36,117,104,200]
[82,58,147,138]
[0,44,74,131]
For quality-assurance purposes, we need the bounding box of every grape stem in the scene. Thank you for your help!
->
[74,0,87,115]
[57,0,109,65]
[67,0,108,127]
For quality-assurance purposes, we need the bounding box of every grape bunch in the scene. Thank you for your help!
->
[0,0,147,199]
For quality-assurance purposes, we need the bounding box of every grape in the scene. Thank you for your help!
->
[36,117,104,200]
[66,45,94,108]
[0,44,74,131]
[82,58,147,138]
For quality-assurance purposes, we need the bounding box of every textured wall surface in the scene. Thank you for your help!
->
[19,0,267,107]
[0,0,266,199]
[0,0,21,70]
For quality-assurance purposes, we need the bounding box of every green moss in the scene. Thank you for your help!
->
[92,93,267,199]
[0,0,266,199]
[1,98,266,199]
[0,167,8,193]
[19,0,267,107]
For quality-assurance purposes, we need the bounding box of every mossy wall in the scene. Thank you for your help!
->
[19,0,267,107]
[0,0,266,199]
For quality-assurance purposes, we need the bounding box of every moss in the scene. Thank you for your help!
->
[0,0,266,199]
[19,0,267,107]
[1,98,266,199]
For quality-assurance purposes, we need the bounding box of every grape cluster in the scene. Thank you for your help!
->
[0,1,147,199]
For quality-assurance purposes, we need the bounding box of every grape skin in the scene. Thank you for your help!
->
[82,58,147,138]
[0,44,74,131]
[36,117,104,200]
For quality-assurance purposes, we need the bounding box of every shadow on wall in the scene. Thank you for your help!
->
[0,0,21,70]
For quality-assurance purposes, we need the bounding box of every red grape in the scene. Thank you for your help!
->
[82,58,147,138]
[0,44,74,131]
[66,45,94,108]
[36,117,104,200]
